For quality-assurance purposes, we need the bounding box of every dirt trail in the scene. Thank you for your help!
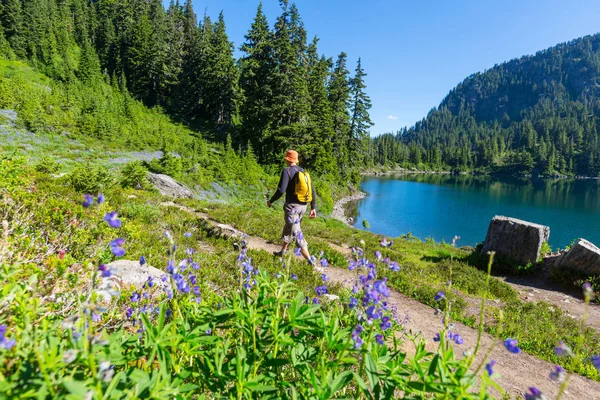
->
[162,202,600,399]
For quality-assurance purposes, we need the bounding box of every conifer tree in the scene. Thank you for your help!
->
[239,3,274,161]
[0,0,26,58]
[349,57,374,164]
[328,52,352,175]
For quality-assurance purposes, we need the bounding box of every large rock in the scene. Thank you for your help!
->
[481,216,550,265]
[97,260,167,302]
[554,239,600,276]
[147,173,193,198]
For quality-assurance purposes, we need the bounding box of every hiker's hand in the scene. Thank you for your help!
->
[309,209,317,219]
[266,201,272,208]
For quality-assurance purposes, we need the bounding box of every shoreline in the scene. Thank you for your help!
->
[362,168,600,180]
[331,191,367,227]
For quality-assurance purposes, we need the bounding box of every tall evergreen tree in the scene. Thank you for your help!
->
[239,3,274,161]
[349,57,373,165]
[328,52,351,175]
[0,0,26,58]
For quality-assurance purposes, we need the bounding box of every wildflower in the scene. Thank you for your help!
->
[554,341,573,357]
[166,260,176,275]
[380,237,393,247]
[374,279,390,296]
[193,286,200,295]
[0,325,15,350]
[388,261,400,272]
[140,256,146,266]
[320,258,329,267]
[592,355,600,372]
[366,305,381,321]
[164,231,173,241]
[189,275,197,285]
[131,292,140,302]
[192,262,200,270]
[184,232,192,238]
[97,193,105,205]
[62,349,77,364]
[275,273,281,279]
[453,334,464,345]
[380,316,391,331]
[177,280,190,293]
[524,387,546,400]
[126,308,134,318]
[433,332,441,342]
[98,361,115,383]
[315,285,328,296]
[291,274,298,280]
[82,194,94,208]
[375,334,384,345]
[375,250,383,261]
[103,212,122,228]
[349,297,358,308]
[206,329,212,335]
[92,313,101,323]
[321,274,329,282]
[434,291,445,301]
[146,276,154,288]
[110,238,126,257]
[312,298,320,304]
[549,365,566,382]
[485,360,496,376]
[98,264,112,278]
[583,282,595,301]
[294,247,302,256]
[348,261,357,271]
[504,338,521,354]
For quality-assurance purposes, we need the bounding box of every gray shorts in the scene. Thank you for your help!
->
[282,202,308,249]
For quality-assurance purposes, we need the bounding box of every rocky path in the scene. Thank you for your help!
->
[162,201,600,399]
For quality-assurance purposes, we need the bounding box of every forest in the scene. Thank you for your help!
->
[0,0,372,183]
[371,33,600,177]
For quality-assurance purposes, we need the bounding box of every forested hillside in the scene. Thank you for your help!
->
[0,0,372,182]
[372,34,600,177]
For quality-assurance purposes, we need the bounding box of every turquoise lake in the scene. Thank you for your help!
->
[353,174,600,248]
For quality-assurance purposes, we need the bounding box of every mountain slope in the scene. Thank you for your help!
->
[374,33,600,177]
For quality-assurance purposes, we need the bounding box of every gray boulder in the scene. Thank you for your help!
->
[554,239,600,276]
[147,173,193,198]
[481,216,550,265]
[97,260,168,302]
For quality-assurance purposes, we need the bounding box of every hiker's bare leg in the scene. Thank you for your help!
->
[300,246,311,261]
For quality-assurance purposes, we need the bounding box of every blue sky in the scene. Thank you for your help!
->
[169,0,600,136]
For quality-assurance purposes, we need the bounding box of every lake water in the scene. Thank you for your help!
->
[352,174,600,249]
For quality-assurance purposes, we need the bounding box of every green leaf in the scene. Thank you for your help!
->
[63,379,89,397]
[329,371,353,394]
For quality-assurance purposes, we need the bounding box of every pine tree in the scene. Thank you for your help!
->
[239,3,274,161]
[328,52,352,175]
[0,0,26,58]
[349,57,374,165]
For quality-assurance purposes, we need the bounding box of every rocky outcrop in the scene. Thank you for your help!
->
[147,173,193,198]
[97,260,167,302]
[481,216,550,265]
[553,239,600,276]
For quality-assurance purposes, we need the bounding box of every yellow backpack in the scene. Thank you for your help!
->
[292,169,313,203]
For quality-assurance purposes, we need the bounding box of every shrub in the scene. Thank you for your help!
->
[68,163,113,193]
[34,156,60,174]
[120,161,151,190]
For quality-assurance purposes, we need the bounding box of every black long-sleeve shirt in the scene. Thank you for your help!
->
[269,166,316,209]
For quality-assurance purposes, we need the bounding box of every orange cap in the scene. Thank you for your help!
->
[284,149,299,164]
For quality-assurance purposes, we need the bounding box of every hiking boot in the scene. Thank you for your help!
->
[273,249,286,257]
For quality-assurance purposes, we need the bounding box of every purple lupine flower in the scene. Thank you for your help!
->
[177,280,190,293]
[374,251,382,261]
[554,341,573,357]
[592,355,600,372]
[388,261,400,272]
[524,387,545,400]
[291,274,298,280]
[193,286,200,295]
[315,285,328,296]
[434,291,445,301]
[192,262,200,270]
[381,238,393,247]
[348,261,357,271]
[312,298,320,304]
[375,334,384,345]
[485,360,496,376]
[380,316,392,331]
[97,193,105,205]
[433,332,441,342]
[166,260,176,275]
[146,276,154,288]
[98,264,111,278]
[447,331,454,340]
[109,238,125,257]
[504,338,521,354]
[184,232,192,238]
[294,247,302,256]
[374,279,390,297]
[453,334,464,345]
[275,273,281,279]
[131,292,140,302]
[549,365,566,382]
[92,313,101,323]
[349,297,358,309]
[205,329,212,335]
[0,325,15,350]
[321,274,329,282]
[126,308,134,318]
[139,256,146,266]
[82,194,94,208]
[366,306,381,321]
[320,259,329,267]
[104,212,122,228]
[160,274,168,282]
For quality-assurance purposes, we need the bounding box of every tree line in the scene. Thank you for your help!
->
[0,0,373,183]
[370,33,600,177]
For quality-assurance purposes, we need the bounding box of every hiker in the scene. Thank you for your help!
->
[266,149,316,264]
